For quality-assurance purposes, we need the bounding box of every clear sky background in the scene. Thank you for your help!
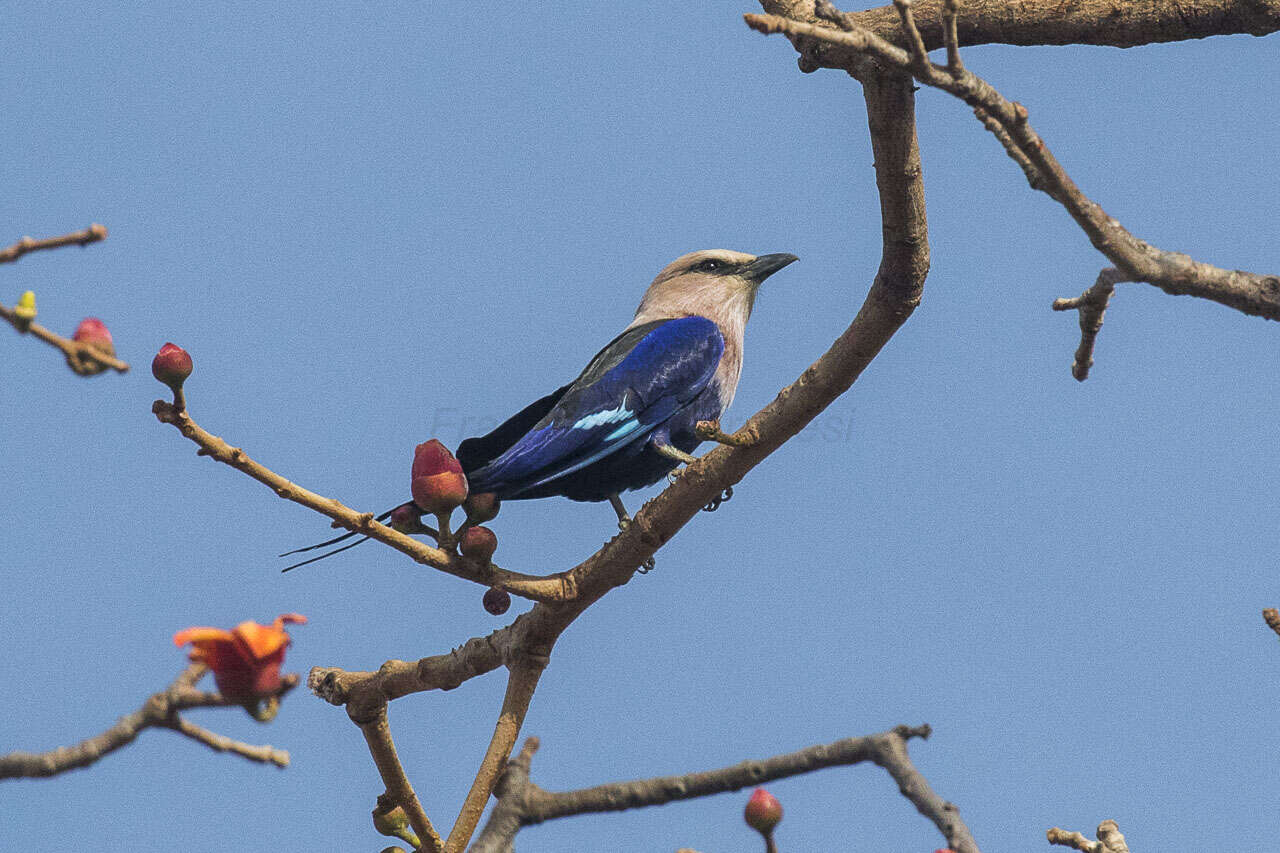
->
[3,3,1278,851]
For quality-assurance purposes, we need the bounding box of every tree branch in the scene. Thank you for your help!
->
[446,660,546,852]
[151,398,574,604]
[164,715,289,767]
[760,0,1279,69]
[0,665,297,780]
[1052,267,1124,381]
[1048,819,1131,853]
[361,709,446,853]
[309,37,930,719]
[470,725,979,853]
[1,224,128,376]
[0,224,106,264]
[746,2,1280,383]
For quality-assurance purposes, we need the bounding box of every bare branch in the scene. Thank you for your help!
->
[1,224,128,376]
[0,666,297,780]
[1052,268,1125,381]
[309,41,930,719]
[1048,820,1130,853]
[762,0,1279,68]
[0,305,131,375]
[747,3,1280,364]
[472,726,979,853]
[361,710,446,853]
[150,398,574,604]
[164,715,289,768]
[0,224,106,264]
[446,661,546,852]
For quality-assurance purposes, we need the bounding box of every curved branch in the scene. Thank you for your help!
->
[0,666,297,779]
[309,53,930,719]
[471,725,979,853]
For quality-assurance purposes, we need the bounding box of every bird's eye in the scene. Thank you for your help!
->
[694,259,724,273]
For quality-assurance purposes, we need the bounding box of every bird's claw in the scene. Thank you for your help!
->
[637,556,656,574]
[702,485,733,512]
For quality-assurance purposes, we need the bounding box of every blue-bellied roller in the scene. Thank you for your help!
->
[282,249,797,570]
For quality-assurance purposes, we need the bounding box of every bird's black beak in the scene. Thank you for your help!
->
[743,252,799,283]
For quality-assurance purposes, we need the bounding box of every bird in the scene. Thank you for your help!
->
[281,249,797,570]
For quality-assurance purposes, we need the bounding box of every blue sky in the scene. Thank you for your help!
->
[3,3,1278,851]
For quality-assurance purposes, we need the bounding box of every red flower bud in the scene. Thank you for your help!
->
[460,526,497,562]
[72,317,115,356]
[152,342,193,390]
[482,586,510,615]
[744,788,782,836]
[411,439,464,479]
[463,492,501,524]
[410,440,468,515]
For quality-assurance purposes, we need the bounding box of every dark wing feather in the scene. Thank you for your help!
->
[465,316,723,498]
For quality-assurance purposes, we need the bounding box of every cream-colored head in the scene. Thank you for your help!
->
[629,249,798,334]
[628,249,798,410]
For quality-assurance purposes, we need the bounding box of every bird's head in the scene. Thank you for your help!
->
[631,249,798,330]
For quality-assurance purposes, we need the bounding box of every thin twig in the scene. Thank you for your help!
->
[0,224,106,264]
[1048,820,1129,853]
[1052,267,1125,380]
[151,398,574,604]
[164,715,289,767]
[0,666,297,780]
[1047,828,1102,852]
[941,0,964,74]
[361,710,446,853]
[0,307,131,375]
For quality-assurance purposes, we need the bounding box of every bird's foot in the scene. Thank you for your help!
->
[637,556,656,574]
[702,485,734,512]
[609,494,632,532]
[695,420,757,447]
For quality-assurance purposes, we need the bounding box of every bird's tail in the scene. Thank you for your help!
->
[278,504,406,572]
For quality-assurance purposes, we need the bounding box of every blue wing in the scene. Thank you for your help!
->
[465,316,724,498]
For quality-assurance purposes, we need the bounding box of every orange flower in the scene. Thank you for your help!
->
[173,614,306,700]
